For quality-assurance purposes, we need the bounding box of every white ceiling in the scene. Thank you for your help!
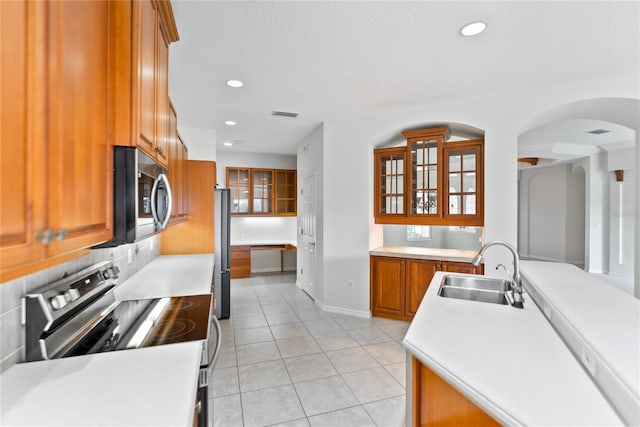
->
[168,1,640,155]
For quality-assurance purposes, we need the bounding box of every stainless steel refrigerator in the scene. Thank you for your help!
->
[213,188,231,319]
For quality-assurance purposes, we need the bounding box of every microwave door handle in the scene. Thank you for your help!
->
[157,173,173,230]
[150,174,161,227]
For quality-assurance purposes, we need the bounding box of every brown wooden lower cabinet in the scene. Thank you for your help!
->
[230,245,251,279]
[412,357,500,427]
[371,255,483,321]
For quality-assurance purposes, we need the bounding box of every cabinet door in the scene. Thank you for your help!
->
[167,102,180,219]
[252,169,274,214]
[405,259,439,318]
[371,256,406,320]
[45,0,113,256]
[227,168,250,214]
[0,0,47,271]
[135,0,157,156]
[231,246,251,279]
[374,147,406,221]
[441,261,483,275]
[154,28,169,166]
[443,141,483,226]
[407,135,444,221]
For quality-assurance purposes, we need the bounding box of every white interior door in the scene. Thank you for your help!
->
[301,174,317,299]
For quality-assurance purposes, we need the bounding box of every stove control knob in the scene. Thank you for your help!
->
[64,288,81,302]
[50,294,67,310]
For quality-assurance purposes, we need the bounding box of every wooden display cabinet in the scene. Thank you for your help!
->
[373,126,484,226]
[226,167,297,216]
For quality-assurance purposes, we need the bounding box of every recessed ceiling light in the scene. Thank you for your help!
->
[226,80,244,88]
[225,120,236,126]
[223,142,233,146]
[460,21,487,37]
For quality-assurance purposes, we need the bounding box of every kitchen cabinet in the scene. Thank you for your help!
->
[411,357,500,427]
[374,126,484,226]
[128,0,178,167]
[167,101,189,222]
[405,259,439,318]
[370,255,482,321]
[370,256,406,320]
[1,0,115,281]
[226,167,297,216]
[230,246,251,279]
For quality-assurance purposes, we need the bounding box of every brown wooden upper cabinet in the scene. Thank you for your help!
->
[374,126,484,226]
[126,0,179,167]
[1,0,116,280]
[167,101,189,222]
[227,167,297,216]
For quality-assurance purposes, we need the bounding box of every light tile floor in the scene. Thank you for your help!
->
[209,272,410,427]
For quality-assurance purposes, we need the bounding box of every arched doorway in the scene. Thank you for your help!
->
[517,98,638,296]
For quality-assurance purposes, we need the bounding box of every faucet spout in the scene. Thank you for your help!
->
[473,241,524,308]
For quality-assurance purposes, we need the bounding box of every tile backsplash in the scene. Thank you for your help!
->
[0,235,161,373]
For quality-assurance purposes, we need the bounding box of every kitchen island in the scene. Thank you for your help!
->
[403,267,626,426]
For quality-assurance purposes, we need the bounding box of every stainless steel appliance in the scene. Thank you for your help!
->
[95,147,173,248]
[213,188,231,319]
[24,261,220,427]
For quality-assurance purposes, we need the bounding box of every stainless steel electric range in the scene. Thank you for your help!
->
[24,261,221,427]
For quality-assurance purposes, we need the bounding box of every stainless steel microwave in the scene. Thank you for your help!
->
[95,147,173,248]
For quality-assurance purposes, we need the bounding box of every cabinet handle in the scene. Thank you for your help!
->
[35,229,55,245]
[156,146,164,155]
[196,400,202,414]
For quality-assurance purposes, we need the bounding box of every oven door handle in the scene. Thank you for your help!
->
[210,314,222,369]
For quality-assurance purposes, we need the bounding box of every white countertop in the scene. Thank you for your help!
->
[115,254,214,300]
[520,261,640,424]
[369,245,478,263]
[403,271,623,426]
[0,341,202,426]
[230,240,297,247]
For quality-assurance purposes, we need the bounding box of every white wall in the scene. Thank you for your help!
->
[518,163,586,267]
[218,151,298,272]
[308,73,638,314]
[178,126,216,161]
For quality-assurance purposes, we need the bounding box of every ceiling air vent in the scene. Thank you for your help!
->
[272,110,299,118]
[587,129,610,135]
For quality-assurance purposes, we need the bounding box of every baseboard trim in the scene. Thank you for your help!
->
[317,302,372,319]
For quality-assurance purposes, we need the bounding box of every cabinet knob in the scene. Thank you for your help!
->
[156,146,164,155]
[35,229,55,245]
[196,400,202,414]
[55,228,67,241]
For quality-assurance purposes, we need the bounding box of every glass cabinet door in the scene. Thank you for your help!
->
[409,138,440,217]
[228,168,250,214]
[375,148,405,216]
[252,169,274,214]
[444,143,482,219]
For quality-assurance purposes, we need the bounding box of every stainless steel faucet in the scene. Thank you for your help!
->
[472,241,524,308]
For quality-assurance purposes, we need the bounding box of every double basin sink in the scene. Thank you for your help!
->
[438,275,513,306]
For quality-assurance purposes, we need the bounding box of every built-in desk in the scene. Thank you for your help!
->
[230,242,297,278]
